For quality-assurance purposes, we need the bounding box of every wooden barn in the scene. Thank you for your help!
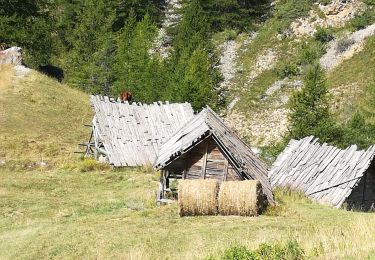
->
[154,107,274,204]
[269,136,375,210]
[87,95,194,166]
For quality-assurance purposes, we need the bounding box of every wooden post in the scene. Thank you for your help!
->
[201,142,209,179]
[223,158,229,182]
[362,171,367,207]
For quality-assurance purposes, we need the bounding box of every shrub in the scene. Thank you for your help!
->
[314,26,334,43]
[336,37,355,54]
[351,9,375,30]
[221,245,259,260]
[277,62,299,78]
[223,29,238,41]
[364,0,375,5]
[215,240,305,260]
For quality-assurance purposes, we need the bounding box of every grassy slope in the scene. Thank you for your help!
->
[0,65,92,168]
[1,168,375,259]
[327,35,375,122]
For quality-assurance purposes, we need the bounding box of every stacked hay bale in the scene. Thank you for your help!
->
[178,180,219,216]
[178,180,268,216]
[218,180,267,216]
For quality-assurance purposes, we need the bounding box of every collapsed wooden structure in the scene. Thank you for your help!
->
[154,107,274,204]
[88,95,194,166]
[269,136,375,210]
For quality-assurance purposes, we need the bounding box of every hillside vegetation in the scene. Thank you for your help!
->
[0,66,92,169]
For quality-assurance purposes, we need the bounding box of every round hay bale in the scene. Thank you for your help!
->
[218,180,267,216]
[178,179,219,216]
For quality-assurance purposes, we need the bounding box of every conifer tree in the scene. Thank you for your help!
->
[114,14,161,103]
[64,0,116,93]
[287,63,340,143]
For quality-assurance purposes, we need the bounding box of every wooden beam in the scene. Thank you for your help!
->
[362,172,367,206]
[201,141,209,179]
[223,158,229,182]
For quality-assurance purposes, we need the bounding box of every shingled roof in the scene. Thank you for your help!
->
[154,107,274,203]
[269,136,375,208]
[90,95,194,167]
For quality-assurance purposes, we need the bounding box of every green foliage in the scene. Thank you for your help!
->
[276,62,299,78]
[340,112,375,149]
[217,240,305,260]
[314,26,334,43]
[275,0,314,21]
[287,63,343,144]
[114,14,162,102]
[351,8,375,30]
[0,0,55,67]
[198,0,271,31]
[165,0,223,109]
[220,245,259,260]
[298,42,326,66]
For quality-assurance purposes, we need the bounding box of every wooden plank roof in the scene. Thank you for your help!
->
[90,95,195,167]
[154,107,274,203]
[269,136,375,208]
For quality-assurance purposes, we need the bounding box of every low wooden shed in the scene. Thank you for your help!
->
[269,136,375,210]
[154,107,274,204]
[88,95,195,166]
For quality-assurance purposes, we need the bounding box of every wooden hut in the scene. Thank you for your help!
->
[88,95,195,167]
[154,107,274,204]
[269,136,375,210]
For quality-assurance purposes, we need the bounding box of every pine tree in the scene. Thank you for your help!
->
[287,63,340,143]
[64,0,116,93]
[165,0,222,110]
[114,14,161,103]
[0,0,55,67]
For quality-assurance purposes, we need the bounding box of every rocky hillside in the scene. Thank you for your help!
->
[210,0,375,148]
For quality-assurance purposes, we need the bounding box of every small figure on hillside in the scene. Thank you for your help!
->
[119,91,132,103]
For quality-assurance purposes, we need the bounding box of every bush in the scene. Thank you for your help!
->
[221,245,259,260]
[336,37,355,54]
[351,9,375,30]
[314,26,334,43]
[277,62,299,78]
[214,240,305,260]
[223,29,238,41]
[258,240,304,260]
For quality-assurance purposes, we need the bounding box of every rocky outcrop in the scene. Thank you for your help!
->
[151,0,185,58]
[0,47,23,65]
[0,47,31,77]
[320,22,375,70]
[291,0,364,37]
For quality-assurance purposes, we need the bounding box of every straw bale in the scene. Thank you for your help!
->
[218,180,267,216]
[178,179,219,216]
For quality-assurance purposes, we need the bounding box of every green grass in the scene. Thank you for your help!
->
[1,169,375,259]
[0,65,92,168]
[327,35,375,122]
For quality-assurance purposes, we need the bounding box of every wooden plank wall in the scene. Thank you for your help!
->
[165,138,242,182]
[347,162,375,210]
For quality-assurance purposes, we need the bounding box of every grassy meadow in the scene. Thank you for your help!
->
[1,168,375,259]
